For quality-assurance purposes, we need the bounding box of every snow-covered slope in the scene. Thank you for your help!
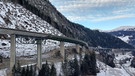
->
[0,2,63,35]
[106,26,135,46]
[97,61,130,76]
[0,1,74,58]
[97,51,135,76]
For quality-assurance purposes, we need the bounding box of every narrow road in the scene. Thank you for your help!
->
[122,65,134,76]
[114,57,134,76]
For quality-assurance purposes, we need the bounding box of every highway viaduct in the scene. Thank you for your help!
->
[0,27,88,71]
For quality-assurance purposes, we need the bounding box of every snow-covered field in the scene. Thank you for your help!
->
[97,52,135,76]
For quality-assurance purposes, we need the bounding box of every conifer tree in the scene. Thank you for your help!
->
[61,62,67,76]
[81,54,89,75]
[64,55,79,76]
[16,61,21,73]
[39,61,50,76]
[50,63,56,76]
[12,65,16,76]
[90,51,97,75]
[12,61,21,76]
[73,56,79,76]
[29,65,33,76]
[25,65,30,76]
[39,64,45,76]
[45,61,50,76]
[81,51,97,75]
[21,67,26,76]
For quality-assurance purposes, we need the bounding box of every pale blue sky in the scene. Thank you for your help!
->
[49,0,135,31]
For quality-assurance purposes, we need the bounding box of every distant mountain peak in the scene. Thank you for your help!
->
[110,26,135,32]
[107,26,135,46]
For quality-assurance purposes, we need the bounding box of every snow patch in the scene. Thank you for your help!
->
[97,61,130,76]
[0,69,7,76]
[118,36,132,43]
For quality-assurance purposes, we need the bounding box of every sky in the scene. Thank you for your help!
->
[49,0,135,31]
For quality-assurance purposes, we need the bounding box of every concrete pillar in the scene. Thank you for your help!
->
[10,34,16,71]
[37,39,42,69]
[76,44,80,53]
[82,46,86,52]
[60,42,65,58]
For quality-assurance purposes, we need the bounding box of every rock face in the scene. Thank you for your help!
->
[8,0,134,49]
[107,26,135,47]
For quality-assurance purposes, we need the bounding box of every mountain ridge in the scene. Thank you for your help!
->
[108,26,135,32]
[4,0,134,49]
[107,26,135,47]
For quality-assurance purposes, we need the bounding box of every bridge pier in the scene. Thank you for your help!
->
[10,34,16,71]
[82,46,86,52]
[76,44,80,53]
[37,39,42,69]
[60,42,65,59]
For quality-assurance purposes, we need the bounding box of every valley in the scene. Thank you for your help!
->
[0,0,135,76]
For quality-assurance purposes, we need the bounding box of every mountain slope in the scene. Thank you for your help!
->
[0,2,74,58]
[107,26,135,47]
[13,0,134,49]
[0,1,62,35]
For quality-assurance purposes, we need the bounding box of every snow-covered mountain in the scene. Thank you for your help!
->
[13,0,134,49]
[0,1,74,58]
[107,26,135,46]
[109,26,135,32]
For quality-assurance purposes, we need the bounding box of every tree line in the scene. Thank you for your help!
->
[61,51,97,76]
[12,51,97,76]
[12,61,56,76]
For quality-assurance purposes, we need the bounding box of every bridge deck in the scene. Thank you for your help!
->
[0,27,87,46]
